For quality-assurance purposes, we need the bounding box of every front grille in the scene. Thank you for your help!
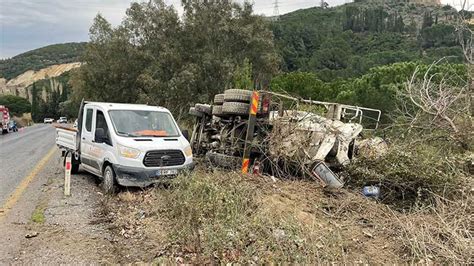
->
[143,150,185,167]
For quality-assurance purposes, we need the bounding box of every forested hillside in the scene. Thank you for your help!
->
[272,1,463,81]
[0,42,86,79]
[0,1,470,123]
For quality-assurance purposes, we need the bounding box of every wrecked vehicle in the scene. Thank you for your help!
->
[189,89,384,186]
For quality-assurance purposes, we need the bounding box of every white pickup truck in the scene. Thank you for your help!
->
[56,101,194,193]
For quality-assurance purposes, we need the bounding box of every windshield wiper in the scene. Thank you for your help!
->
[117,131,139,137]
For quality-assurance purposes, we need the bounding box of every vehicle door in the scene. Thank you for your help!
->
[90,108,114,172]
[80,106,101,174]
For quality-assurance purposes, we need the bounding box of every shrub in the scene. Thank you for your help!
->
[344,141,469,208]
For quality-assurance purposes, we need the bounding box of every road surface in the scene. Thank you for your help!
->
[0,124,56,206]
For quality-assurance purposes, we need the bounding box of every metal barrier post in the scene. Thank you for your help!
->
[242,91,259,174]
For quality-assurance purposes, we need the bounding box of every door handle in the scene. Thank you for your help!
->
[82,137,85,140]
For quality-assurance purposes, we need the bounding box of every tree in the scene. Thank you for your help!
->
[31,82,40,121]
[422,11,434,29]
[71,0,279,115]
[0,95,32,116]
[271,72,325,100]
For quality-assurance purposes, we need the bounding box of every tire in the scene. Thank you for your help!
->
[222,102,250,116]
[63,152,80,175]
[102,165,118,195]
[189,107,203,118]
[214,94,225,105]
[212,105,224,116]
[224,89,252,103]
[2,129,8,134]
[71,154,80,174]
[195,104,212,115]
[206,152,240,169]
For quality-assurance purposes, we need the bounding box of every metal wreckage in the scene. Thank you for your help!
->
[189,89,388,188]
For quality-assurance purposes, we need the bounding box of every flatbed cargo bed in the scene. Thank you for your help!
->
[55,126,77,151]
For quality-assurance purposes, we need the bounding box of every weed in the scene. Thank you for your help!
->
[31,206,45,224]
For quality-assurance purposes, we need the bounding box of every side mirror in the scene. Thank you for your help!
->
[95,128,106,143]
[181,129,190,141]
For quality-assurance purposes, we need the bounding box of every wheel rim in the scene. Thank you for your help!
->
[104,169,113,191]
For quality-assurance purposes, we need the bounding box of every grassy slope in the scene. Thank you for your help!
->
[0,42,86,80]
[101,170,471,264]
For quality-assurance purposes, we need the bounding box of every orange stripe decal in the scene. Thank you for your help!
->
[242,158,250,174]
[250,92,259,115]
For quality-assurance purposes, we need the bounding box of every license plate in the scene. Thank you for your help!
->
[156,169,178,176]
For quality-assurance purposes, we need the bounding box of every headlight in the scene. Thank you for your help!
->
[184,145,193,157]
[118,144,141,159]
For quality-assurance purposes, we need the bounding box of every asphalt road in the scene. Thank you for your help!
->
[0,124,56,205]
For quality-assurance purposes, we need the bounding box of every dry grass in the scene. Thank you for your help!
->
[390,193,473,264]
[99,169,473,264]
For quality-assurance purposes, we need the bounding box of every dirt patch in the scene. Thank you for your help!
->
[98,190,170,263]
[12,166,118,264]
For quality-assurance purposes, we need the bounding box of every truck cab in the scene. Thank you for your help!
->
[57,102,194,193]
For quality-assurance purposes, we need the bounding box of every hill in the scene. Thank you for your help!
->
[0,42,86,80]
[271,1,462,81]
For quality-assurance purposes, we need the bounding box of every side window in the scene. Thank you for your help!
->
[96,110,111,145]
[85,109,93,132]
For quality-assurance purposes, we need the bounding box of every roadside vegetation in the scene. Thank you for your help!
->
[101,170,471,264]
[30,205,45,224]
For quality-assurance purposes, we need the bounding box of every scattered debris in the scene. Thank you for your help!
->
[362,186,380,199]
[273,229,286,241]
[312,162,344,189]
[362,230,374,238]
[357,137,388,159]
[25,232,39,239]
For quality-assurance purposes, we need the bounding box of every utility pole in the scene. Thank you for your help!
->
[320,0,328,8]
[273,0,279,17]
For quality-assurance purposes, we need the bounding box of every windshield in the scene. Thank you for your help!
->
[109,110,179,137]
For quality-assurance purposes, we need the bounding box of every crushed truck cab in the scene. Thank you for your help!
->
[56,101,194,193]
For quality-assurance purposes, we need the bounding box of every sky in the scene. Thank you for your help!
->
[0,0,469,59]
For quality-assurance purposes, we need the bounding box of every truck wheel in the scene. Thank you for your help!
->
[224,89,252,103]
[214,94,225,105]
[102,165,118,195]
[222,102,250,116]
[189,107,203,118]
[212,105,223,116]
[64,152,80,175]
[71,154,80,174]
[206,152,240,169]
[195,104,212,115]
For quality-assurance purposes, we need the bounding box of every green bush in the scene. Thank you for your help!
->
[344,142,469,208]
[0,95,31,115]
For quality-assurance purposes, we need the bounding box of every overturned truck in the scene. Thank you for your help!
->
[189,89,385,186]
